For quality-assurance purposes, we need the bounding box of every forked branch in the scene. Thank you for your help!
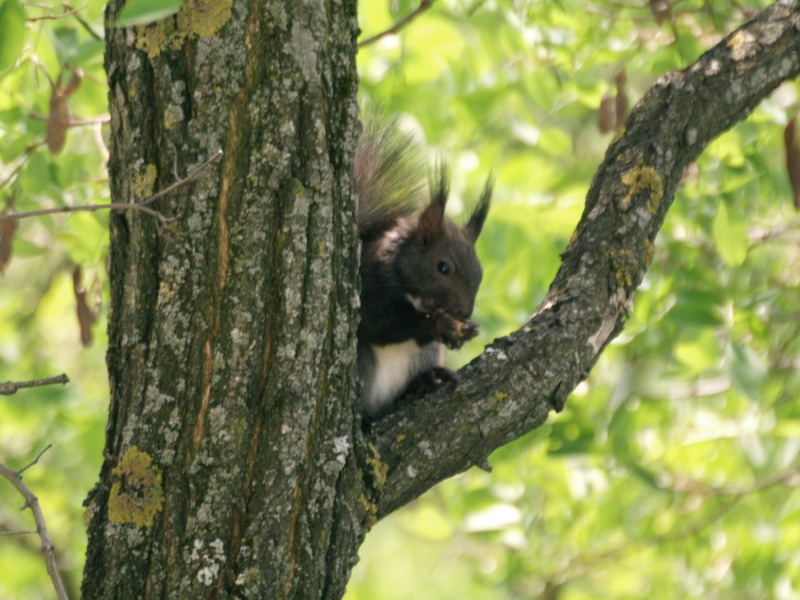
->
[369,1,800,518]
[0,446,70,600]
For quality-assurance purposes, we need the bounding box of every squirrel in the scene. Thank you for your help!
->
[355,118,492,418]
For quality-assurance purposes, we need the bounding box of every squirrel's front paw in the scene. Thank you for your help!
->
[404,367,459,398]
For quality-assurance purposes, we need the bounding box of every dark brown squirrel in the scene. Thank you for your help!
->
[355,119,492,418]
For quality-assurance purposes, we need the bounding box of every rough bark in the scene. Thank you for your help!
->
[81,1,800,599]
[82,1,366,599]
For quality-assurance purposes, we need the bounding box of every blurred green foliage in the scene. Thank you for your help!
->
[351,1,800,599]
[1,0,799,598]
[1,0,108,598]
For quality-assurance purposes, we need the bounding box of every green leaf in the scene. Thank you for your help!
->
[57,212,109,264]
[12,237,48,258]
[675,31,702,63]
[0,0,26,72]
[668,289,723,328]
[726,342,766,402]
[538,127,572,157]
[116,0,182,27]
[712,202,748,267]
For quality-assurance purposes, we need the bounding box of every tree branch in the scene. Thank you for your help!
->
[0,447,70,600]
[26,4,85,21]
[358,0,435,47]
[0,374,69,395]
[0,149,223,223]
[18,444,54,475]
[370,1,800,518]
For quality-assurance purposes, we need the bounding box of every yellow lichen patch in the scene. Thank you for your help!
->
[643,238,655,265]
[82,499,97,528]
[619,162,663,212]
[133,164,158,199]
[491,392,508,404]
[611,247,635,288]
[178,0,233,38]
[158,280,175,303]
[134,0,233,59]
[108,446,164,527]
[366,442,388,491]
[359,494,378,529]
[135,22,175,59]
[727,30,757,60]
[615,267,632,287]
[163,105,182,130]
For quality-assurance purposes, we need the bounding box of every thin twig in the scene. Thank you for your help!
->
[0,142,44,191]
[0,450,70,600]
[0,374,69,395]
[139,148,224,206]
[18,444,53,476]
[0,201,173,223]
[63,1,103,40]
[66,116,111,126]
[0,511,77,596]
[653,460,800,498]
[0,149,223,223]
[26,4,84,21]
[0,530,38,536]
[358,0,435,47]
[29,112,111,126]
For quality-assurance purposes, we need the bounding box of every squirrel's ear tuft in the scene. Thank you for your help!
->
[418,165,448,240]
[464,175,492,243]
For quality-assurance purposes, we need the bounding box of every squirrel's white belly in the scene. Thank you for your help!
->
[362,340,442,416]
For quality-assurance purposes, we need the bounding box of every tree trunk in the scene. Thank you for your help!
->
[82,1,800,599]
[82,1,369,598]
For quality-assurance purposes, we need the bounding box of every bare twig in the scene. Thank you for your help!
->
[26,4,84,21]
[658,460,800,498]
[139,148,224,206]
[0,374,69,395]
[62,1,102,40]
[29,112,111,126]
[18,444,54,476]
[0,449,70,600]
[0,201,172,223]
[0,142,44,191]
[0,149,223,223]
[358,0,435,47]
[0,510,78,597]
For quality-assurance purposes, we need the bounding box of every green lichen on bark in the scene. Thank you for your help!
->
[135,0,233,58]
[133,164,157,198]
[618,160,663,213]
[107,446,164,527]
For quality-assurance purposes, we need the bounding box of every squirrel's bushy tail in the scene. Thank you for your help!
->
[355,116,428,241]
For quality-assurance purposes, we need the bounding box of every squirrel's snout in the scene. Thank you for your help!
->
[450,299,473,321]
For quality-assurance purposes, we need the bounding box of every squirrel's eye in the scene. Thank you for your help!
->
[437,260,451,275]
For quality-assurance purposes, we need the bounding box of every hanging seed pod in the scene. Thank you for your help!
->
[784,118,800,210]
[598,92,616,134]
